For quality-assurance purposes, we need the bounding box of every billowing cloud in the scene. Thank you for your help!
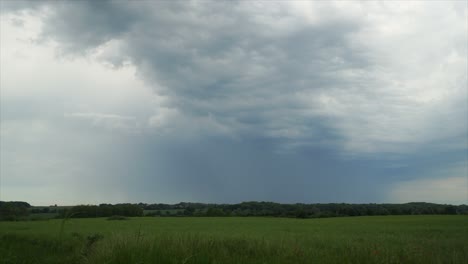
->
[29,0,466,155]
[1,1,466,205]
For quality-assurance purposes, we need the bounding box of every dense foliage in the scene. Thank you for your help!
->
[0,201,31,221]
[1,201,466,220]
[140,201,467,218]
[61,204,143,218]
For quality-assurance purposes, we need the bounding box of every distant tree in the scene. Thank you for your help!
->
[206,207,225,217]
[444,205,457,215]
[65,204,142,218]
[184,207,195,216]
[295,209,307,219]
[0,201,30,221]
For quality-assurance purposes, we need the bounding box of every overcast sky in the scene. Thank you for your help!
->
[0,1,467,205]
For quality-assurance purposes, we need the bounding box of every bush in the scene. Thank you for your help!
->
[0,201,30,221]
[107,215,128,221]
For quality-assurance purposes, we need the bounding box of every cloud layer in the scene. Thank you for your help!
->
[1,1,466,205]
[30,0,466,155]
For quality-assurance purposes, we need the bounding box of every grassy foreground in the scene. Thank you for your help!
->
[0,215,467,264]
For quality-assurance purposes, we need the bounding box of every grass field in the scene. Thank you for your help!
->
[0,215,467,264]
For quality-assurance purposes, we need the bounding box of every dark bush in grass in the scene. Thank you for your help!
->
[107,215,128,221]
[61,204,143,218]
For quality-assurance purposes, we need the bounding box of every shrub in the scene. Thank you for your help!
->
[107,215,128,221]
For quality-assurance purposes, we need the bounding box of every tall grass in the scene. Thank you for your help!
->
[1,216,467,264]
[2,232,466,264]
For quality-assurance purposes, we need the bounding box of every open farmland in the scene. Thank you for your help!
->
[1,215,467,264]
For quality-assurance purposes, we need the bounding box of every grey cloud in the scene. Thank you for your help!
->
[35,1,374,151]
[4,2,466,155]
[0,0,46,14]
[40,0,141,53]
[1,1,466,204]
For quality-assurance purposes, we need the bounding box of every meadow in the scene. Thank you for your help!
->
[0,215,467,264]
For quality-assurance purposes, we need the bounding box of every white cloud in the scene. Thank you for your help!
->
[388,162,468,205]
[389,176,467,205]
[147,107,234,138]
[65,112,139,132]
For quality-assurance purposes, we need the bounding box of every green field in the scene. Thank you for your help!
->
[1,216,467,264]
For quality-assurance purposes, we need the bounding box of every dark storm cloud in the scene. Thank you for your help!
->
[33,1,466,155]
[35,0,373,147]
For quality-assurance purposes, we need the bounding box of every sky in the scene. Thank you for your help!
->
[0,0,467,206]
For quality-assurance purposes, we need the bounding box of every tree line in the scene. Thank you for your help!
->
[141,201,467,218]
[1,201,466,220]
